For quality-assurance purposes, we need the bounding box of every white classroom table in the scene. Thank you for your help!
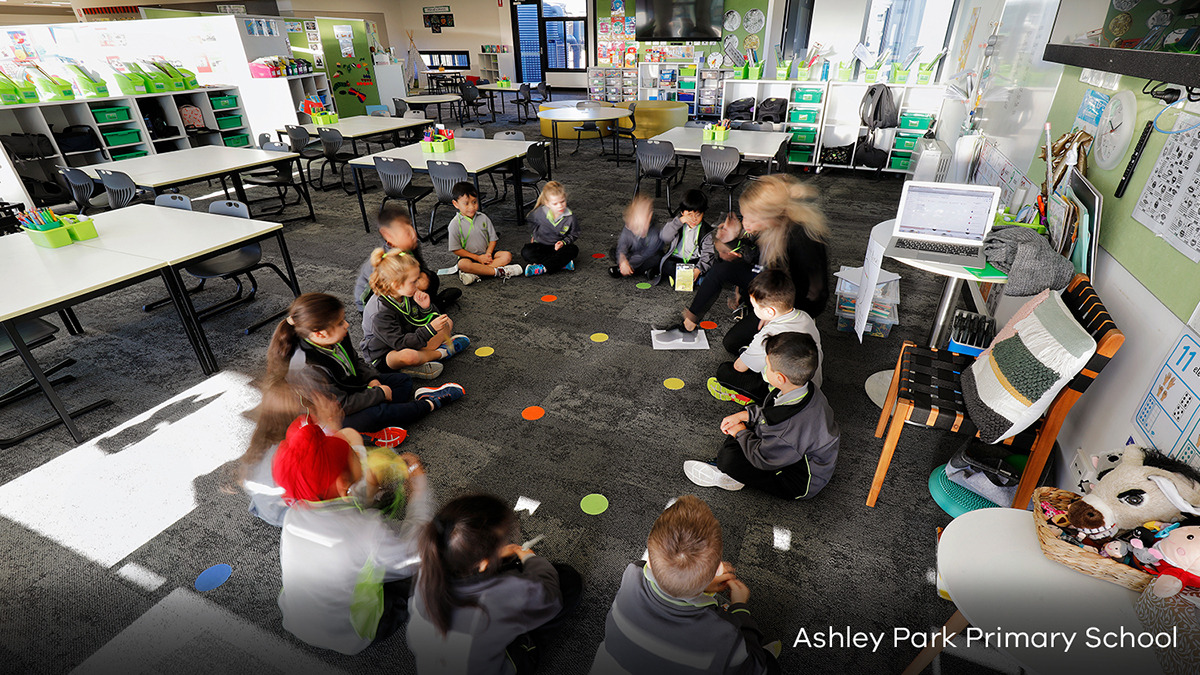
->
[902,508,1163,675]
[537,106,633,166]
[278,116,433,152]
[77,146,302,217]
[477,83,527,122]
[348,137,535,235]
[399,94,461,122]
[648,127,793,162]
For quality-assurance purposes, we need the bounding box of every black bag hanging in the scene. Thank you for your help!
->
[53,125,100,153]
[859,84,899,132]
[21,174,66,207]
[2,133,55,160]
[854,132,888,169]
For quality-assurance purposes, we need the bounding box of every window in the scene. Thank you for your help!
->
[861,0,956,67]
[421,51,471,69]
[543,0,587,71]
[782,0,816,60]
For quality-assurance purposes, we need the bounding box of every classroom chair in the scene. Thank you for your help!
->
[314,127,359,194]
[393,97,409,116]
[458,127,485,139]
[458,82,488,125]
[634,139,680,214]
[241,141,314,220]
[425,160,470,244]
[512,83,535,123]
[521,141,552,208]
[95,169,140,210]
[869,274,1124,511]
[364,109,394,153]
[285,125,324,188]
[57,167,106,215]
[613,102,638,166]
[699,144,747,213]
[400,110,428,145]
[572,101,605,155]
[141,194,199,313]
[374,156,432,229]
[531,82,551,105]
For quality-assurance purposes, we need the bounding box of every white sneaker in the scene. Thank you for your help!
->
[459,271,481,286]
[684,460,744,491]
[501,264,524,278]
[399,361,443,380]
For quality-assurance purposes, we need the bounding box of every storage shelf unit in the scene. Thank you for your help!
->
[0,86,248,209]
[587,67,637,103]
[477,52,516,83]
[638,63,735,118]
[720,78,944,171]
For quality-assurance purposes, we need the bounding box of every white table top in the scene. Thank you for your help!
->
[281,116,431,139]
[401,94,461,104]
[0,230,164,323]
[871,220,1008,282]
[939,508,1161,675]
[538,107,633,123]
[349,137,534,174]
[77,205,282,265]
[477,83,525,92]
[649,127,792,161]
[421,70,462,76]
[77,146,299,189]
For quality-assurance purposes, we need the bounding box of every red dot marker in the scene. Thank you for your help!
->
[522,406,545,420]
[700,321,718,330]
[541,294,557,302]
[591,253,606,259]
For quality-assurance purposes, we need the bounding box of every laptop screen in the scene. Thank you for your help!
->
[895,183,999,242]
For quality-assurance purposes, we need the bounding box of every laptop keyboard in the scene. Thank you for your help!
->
[893,238,980,257]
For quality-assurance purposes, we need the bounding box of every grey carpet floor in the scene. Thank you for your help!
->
[1,95,1015,675]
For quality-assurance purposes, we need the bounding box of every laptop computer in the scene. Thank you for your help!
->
[882,181,1002,269]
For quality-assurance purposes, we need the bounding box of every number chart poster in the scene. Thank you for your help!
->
[1134,329,1200,467]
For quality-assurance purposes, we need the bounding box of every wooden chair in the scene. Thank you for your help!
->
[869,274,1124,510]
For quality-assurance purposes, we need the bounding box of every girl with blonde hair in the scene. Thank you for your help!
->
[521,181,580,276]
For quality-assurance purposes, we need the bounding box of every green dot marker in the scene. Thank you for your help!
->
[636,282,652,289]
[580,493,609,515]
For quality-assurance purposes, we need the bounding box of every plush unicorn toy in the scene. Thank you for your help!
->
[1066,447,1200,540]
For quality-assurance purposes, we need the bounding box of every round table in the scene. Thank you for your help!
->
[613,100,689,139]
[537,105,633,166]
[400,94,462,122]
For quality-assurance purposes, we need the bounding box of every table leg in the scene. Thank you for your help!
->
[487,92,497,123]
[353,166,370,232]
[230,172,250,207]
[929,277,962,349]
[900,610,969,675]
[297,158,316,222]
[511,156,525,227]
[275,231,302,297]
[551,120,559,168]
[160,267,217,375]
[2,318,85,443]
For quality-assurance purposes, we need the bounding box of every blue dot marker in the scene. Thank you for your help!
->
[195,564,232,591]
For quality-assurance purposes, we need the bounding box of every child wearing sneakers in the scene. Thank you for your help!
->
[361,249,470,381]
[708,270,823,405]
[354,205,460,312]
[589,495,781,675]
[608,194,663,280]
[686,332,838,501]
[522,181,579,276]
[448,182,524,285]
[655,189,715,287]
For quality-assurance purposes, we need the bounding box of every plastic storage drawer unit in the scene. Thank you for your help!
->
[209,95,239,110]
[111,149,149,161]
[223,133,251,147]
[215,114,243,130]
[894,134,920,151]
[890,154,912,170]
[789,149,814,163]
[789,109,818,123]
[102,129,141,146]
[793,89,823,103]
[898,113,933,130]
[91,106,131,123]
[791,128,816,144]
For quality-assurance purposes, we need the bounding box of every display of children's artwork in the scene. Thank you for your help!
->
[304,20,317,31]
[599,22,610,37]
[625,17,636,38]
[285,21,303,34]
[611,0,624,15]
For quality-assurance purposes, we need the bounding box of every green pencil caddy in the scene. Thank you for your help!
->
[864,68,879,83]
[796,66,810,81]
[917,68,932,84]
[776,60,792,80]
[891,68,909,84]
[837,66,854,82]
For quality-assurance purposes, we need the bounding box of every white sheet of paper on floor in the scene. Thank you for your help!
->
[855,239,887,344]
[650,328,710,350]
[674,264,695,292]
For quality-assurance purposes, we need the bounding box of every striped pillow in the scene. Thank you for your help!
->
[962,290,1096,443]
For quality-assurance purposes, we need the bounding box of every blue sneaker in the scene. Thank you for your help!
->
[415,383,465,410]
[525,264,547,277]
[447,334,470,356]
[564,260,575,271]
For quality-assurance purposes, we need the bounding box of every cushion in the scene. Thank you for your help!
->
[961,290,1097,443]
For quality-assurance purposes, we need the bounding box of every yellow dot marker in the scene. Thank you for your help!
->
[475,346,495,357]
[590,333,609,342]
[663,378,685,390]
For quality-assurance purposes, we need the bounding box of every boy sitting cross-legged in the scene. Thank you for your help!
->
[447,181,524,286]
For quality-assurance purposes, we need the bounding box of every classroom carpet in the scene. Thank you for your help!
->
[0,94,1020,675]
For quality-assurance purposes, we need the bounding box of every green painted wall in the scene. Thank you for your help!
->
[1032,66,1200,321]
[317,18,380,117]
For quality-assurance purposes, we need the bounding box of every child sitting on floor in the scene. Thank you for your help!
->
[522,181,579,276]
[361,249,470,381]
[274,410,432,655]
[353,205,460,312]
[408,494,583,673]
[608,193,663,280]
[589,495,781,674]
[686,332,838,500]
[448,181,524,285]
[270,293,464,440]
[655,189,715,288]
[708,269,823,405]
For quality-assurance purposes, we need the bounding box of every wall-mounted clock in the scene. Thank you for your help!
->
[1094,90,1137,171]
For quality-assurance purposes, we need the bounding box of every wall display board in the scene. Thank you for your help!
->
[1133,329,1200,467]
[317,18,379,117]
[595,0,765,67]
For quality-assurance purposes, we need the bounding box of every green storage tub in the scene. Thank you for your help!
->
[215,114,243,130]
[793,89,822,103]
[899,113,934,130]
[791,128,816,144]
[894,134,920,151]
[92,106,131,123]
[23,225,72,248]
[789,149,814,164]
[210,94,238,110]
[112,149,148,161]
[788,108,818,123]
[223,133,251,147]
[890,154,912,170]
[102,129,141,146]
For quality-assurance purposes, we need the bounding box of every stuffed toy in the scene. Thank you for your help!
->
[1147,523,1200,598]
[1066,447,1200,540]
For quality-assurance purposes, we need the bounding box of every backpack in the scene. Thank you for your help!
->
[178,104,205,132]
[755,97,788,123]
[53,125,100,153]
[726,97,755,121]
[859,84,899,132]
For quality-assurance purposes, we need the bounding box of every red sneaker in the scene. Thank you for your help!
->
[361,427,408,448]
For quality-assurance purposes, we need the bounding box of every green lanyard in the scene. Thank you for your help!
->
[306,339,356,377]
[546,207,571,235]
[385,294,437,326]
[456,213,477,251]
[676,225,698,263]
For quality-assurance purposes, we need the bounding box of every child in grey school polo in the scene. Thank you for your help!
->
[447,211,499,260]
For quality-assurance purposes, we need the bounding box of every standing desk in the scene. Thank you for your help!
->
[904,508,1162,675]
[278,116,433,154]
[348,137,535,234]
[476,83,527,122]
[537,106,632,167]
[648,127,793,162]
[77,146,305,219]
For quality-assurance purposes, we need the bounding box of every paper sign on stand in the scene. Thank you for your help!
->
[854,239,887,343]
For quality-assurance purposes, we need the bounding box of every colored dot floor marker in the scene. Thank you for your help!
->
[663,378,685,390]
[592,253,606,259]
[580,494,609,515]
[195,564,232,592]
[699,321,718,330]
[590,333,609,343]
[541,294,557,302]
[522,406,545,421]
[636,282,652,290]
[475,346,495,357]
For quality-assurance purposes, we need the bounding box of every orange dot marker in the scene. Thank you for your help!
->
[700,321,718,330]
[541,294,557,302]
[522,406,545,420]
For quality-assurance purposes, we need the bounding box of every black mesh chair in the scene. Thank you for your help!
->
[425,160,470,244]
[634,139,680,214]
[532,82,551,105]
[458,83,488,125]
[95,169,139,210]
[57,167,105,215]
[613,102,638,165]
[242,141,314,219]
[521,141,551,207]
[297,111,313,125]
[315,127,359,194]
[374,156,433,226]
[512,83,535,123]
[285,125,324,187]
[572,101,604,154]
[700,144,748,212]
